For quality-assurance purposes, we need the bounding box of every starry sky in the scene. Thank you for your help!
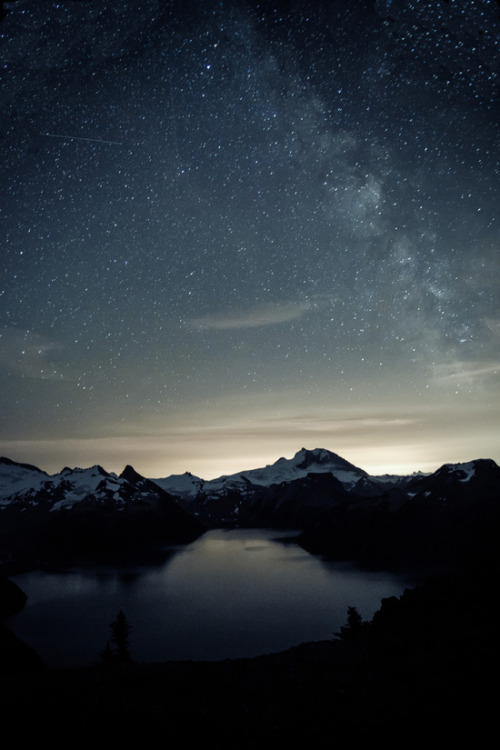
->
[1,0,499,479]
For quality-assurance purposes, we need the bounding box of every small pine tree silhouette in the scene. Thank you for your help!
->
[101,609,133,664]
[335,606,367,642]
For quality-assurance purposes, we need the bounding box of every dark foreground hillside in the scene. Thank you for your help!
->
[1,567,497,740]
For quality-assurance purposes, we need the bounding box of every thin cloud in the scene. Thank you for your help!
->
[433,360,500,383]
[186,300,313,331]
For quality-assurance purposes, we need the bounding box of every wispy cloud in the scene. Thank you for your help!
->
[433,359,500,384]
[186,300,313,331]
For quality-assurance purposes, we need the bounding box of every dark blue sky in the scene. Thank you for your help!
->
[1,0,499,478]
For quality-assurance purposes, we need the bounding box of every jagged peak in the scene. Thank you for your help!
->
[119,464,146,483]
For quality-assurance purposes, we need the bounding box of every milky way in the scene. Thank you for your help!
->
[1,1,499,478]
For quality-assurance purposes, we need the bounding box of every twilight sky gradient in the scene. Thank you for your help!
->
[1,0,499,479]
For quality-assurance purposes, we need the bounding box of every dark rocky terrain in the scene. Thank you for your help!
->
[0,568,497,738]
[297,458,500,574]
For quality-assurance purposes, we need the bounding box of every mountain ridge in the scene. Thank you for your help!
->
[0,458,206,571]
[5,447,497,503]
[1,448,498,573]
[150,446,428,500]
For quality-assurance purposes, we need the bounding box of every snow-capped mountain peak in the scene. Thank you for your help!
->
[293,447,370,480]
[0,459,206,565]
[1,461,150,511]
[152,471,205,499]
[153,447,373,500]
[244,447,368,487]
[434,458,499,484]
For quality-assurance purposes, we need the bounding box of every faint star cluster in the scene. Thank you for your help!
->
[0,0,499,477]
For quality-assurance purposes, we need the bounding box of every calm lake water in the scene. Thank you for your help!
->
[7,529,413,668]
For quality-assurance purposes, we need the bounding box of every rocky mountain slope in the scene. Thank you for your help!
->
[296,457,500,572]
[153,447,398,499]
[0,458,205,570]
[151,447,419,525]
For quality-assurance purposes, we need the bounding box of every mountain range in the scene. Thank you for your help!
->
[0,457,206,570]
[152,446,432,497]
[1,447,499,573]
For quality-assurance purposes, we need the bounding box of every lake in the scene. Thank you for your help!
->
[6,529,413,668]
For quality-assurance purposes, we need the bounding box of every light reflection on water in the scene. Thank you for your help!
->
[7,529,412,667]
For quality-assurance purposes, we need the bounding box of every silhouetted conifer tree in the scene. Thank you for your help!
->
[101,609,133,664]
[335,606,367,642]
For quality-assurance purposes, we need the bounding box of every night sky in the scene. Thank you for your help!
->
[1,0,499,479]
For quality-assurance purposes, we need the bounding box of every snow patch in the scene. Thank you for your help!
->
[457,462,476,482]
